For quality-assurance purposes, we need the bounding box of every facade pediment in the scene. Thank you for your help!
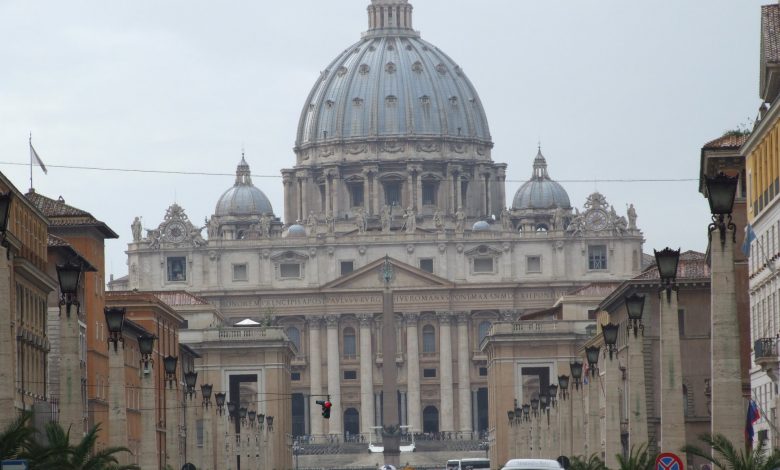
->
[270,250,308,262]
[464,244,503,257]
[322,256,453,290]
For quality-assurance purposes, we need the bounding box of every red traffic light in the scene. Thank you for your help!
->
[316,399,332,419]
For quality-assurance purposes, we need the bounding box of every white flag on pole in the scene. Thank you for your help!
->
[30,141,47,174]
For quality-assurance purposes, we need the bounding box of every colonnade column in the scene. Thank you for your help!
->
[139,370,158,469]
[456,313,472,435]
[571,383,585,456]
[404,313,422,433]
[308,316,323,437]
[659,289,685,452]
[604,358,621,469]
[438,312,455,432]
[59,305,82,446]
[359,314,374,437]
[108,345,128,464]
[586,376,600,458]
[326,315,343,438]
[627,329,649,451]
[0,253,12,427]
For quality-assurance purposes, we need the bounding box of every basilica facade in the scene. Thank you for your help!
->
[117,0,644,446]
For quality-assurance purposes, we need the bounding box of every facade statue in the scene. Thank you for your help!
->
[146,228,161,250]
[206,217,219,239]
[381,205,392,233]
[307,211,319,235]
[627,203,637,230]
[500,207,511,231]
[355,208,367,234]
[131,217,142,242]
[553,207,565,231]
[190,226,207,247]
[433,210,444,232]
[259,214,272,237]
[454,206,466,233]
[404,207,416,233]
[566,208,584,237]
[325,211,335,234]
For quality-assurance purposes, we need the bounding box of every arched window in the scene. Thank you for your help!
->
[286,327,301,351]
[423,406,439,433]
[478,321,492,344]
[343,327,356,358]
[422,324,436,353]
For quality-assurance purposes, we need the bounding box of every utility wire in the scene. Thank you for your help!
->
[0,160,697,183]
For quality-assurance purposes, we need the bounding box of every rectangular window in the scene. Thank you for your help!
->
[344,370,357,380]
[678,308,685,337]
[340,261,354,275]
[422,182,437,205]
[280,263,301,278]
[588,245,608,270]
[423,368,437,378]
[291,372,301,381]
[473,257,494,273]
[196,419,204,447]
[232,264,248,281]
[384,182,401,206]
[479,367,488,377]
[167,257,187,281]
[419,258,434,273]
[526,256,541,273]
[350,183,364,208]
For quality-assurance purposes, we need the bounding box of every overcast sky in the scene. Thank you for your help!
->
[0,0,767,278]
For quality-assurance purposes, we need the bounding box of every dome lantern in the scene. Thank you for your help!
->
[367,0,414,35]
[512,148,571,211]
[214,156,274,217]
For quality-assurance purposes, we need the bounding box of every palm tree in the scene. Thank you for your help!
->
[0,411,33,461]
[616,443,657,470]
[22,421,139,470]
[682,433,780,470]
[569,453,608,470]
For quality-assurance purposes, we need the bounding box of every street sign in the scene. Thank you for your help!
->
[1,460,29,470]
[656,452,684,470]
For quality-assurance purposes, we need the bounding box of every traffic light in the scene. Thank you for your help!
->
[316,399,332,419]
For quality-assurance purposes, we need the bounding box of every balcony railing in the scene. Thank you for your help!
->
[755,338,779,360]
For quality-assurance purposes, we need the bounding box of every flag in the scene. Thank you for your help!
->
[30,141,47,174]
[746,399,761,447]
[742,224,756,257]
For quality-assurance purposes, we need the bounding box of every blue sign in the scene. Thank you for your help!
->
[656,453,683,470]
[1,460,29,470]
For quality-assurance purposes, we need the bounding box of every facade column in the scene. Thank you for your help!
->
[711,235,745,448]
[326,315,343,438]
[59,306,82,445]
[455,176,462,212]
[202,406,213,470]
[0,252,12,426]
[108,346,128,464]
[139,372,158,470]
[167,386,181,469]
[485,175,492,216]
[604,359,621,469]
[325,175,332,216]
[471,389,479,433]
[400,392,407,427]
[359,314,374,438]
[415,170,423,211]
[404,313,421,433]
[627,330,649,451]
[559,384,571,458]
[375,392,382,428]
[215,412,227,470]
[332,170,340,216]
[373,175,381,216]
[456,313,472,435]
[282,175,294,225]
[308,316,324,437]
[498,172,506,214]
[362,170,371,215]
[406,170,414,209]
[438,312,455,432]
[659,290,685,452]
[570,383,585,457]
[586,377,600,459]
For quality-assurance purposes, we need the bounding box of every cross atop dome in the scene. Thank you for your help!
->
[366,0,414,34]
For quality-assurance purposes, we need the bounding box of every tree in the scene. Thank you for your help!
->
[569,454,607,470]
[0,411,33,461]
[682,433,780,470]
[616,443,657,470]
[21,421,139,470]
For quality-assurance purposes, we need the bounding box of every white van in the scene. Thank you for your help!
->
[501,459,563,470]
[446,458,491,469]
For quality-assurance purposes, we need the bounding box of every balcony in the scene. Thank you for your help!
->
[754,338,779,378]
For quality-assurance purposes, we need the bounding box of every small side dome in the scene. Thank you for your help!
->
[512,149,571,210]
[472,220,491,231]
[286,224,307,237]
[215,157,274,216]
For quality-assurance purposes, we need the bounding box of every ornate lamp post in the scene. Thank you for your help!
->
[239,407,248,426]
[248,410,257,427]
[104,307,126,351]
[602,323,619,360]
[530,397,539,418]
[215,392,226,415]
[227,402,237,422]
[258,413,265,431]
[705,171,743,448]
[548,384,558,408]
[522,404,530,422]
[201,384,213,408]
[266,415,274,432]
[655,247,680,301]
[570,360,583,390]
[163,355,178,387]
[56,261,82,316]
[184,370,198,400]
[585,346,600,376]
[558,375,569,400]
[138,334,156,372]
[625,293,645,337]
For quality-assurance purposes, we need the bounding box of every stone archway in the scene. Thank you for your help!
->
[423,405,439,434]
[344,407,360,438]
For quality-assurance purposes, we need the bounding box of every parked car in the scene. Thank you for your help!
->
[501,459,563,470]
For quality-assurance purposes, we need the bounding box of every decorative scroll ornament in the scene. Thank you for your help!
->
[148,203,206,249]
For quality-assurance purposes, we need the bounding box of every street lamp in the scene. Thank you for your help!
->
[56,261,82,317]
[625,293,645,337]
[602,323,619,360]
[239,407,248,426]
[530,397,539,417]
[654,247,680,301]
[184,370,198,400]
[522,404,530,422]
[558,375,569,400]
[138,334,156,372]
[266,415,274,431]
[0,191,12,253]
[585,346,600,376]
[705,172,739,245]
[570,360,583,390]
[539,393,550,418]
[548,384,558,408]
[104,307,126,352]
[201,384,213,408]
[163,355,178,387]
[215,392,226,415]
[227,401,237,422]
[248,410,257,427]
[258,413,265,430]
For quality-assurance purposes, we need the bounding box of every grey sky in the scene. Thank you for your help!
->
[0,0,765,278]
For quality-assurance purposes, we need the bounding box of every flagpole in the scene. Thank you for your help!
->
[29,133,33,191]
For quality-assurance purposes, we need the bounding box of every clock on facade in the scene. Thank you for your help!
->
[165,221,187,244]
[585,209,608,231]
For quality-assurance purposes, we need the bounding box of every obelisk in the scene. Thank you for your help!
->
[381,256,400,466]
